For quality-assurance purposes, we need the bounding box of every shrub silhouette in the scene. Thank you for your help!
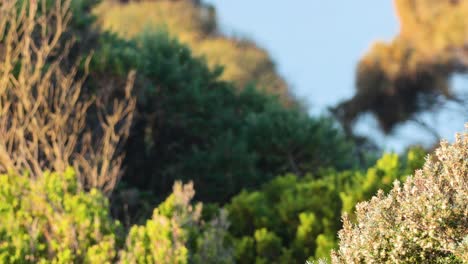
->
[227,149,425,263]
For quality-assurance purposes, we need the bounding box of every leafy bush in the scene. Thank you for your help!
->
[226,149,425,263]
[26,0,353,205]
[0,168,233,263]
[332,126,468,263]
[122,182,234,264]
[0,168,120,263]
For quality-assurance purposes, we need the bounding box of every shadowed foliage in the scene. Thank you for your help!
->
[92,30,355,205]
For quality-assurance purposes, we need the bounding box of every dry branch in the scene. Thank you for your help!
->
[0,0,136,195]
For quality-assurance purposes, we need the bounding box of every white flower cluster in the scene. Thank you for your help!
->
[332,124,468,263]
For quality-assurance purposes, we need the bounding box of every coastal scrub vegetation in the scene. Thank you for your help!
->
[0,0,466,263]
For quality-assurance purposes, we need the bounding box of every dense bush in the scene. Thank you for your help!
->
[91,30,355,203]
[20,0,353,205]
[0,168,232,263]
[121,182,234,264]
[0,168,120,263]
[332,126,468,263]
[334,0,468,133]
[226,148,425,263]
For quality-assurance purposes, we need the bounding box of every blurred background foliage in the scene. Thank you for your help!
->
[92,29,355,207]
[334,0,468,134]
[93,0,294,106]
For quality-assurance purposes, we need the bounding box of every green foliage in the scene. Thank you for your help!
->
[120,182,199,264]
[254,228,283,264]
[226,150,426,263]
[193,210,234,264]
[69,0,101,29]
[332,126,468,263]
[3,1,464,263]
[92,32,141,77]
[244,108,354,175]
[0,168,120,263]
[91,30,354,203]
[22,0,353,218]
[119,181,234,264]
[0,168,233,263]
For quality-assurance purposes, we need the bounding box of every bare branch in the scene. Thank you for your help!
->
[0,0,136,195]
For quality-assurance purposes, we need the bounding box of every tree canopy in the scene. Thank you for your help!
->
[92,30,355,204]
[93,0,294,105]
[333,0,468,133]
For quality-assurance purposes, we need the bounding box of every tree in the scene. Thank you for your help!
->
[92,30,354,204]
[333,0,468,134]
[93,0,294,105]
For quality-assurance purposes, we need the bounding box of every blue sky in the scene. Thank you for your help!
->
[204,0,398,110]
[204,0,467,151]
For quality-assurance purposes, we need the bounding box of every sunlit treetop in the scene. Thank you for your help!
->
[396,0,468,55]
[93,0,294,105]
[334,0,468,133]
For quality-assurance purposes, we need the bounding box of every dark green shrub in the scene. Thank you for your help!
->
[91,30,355,203]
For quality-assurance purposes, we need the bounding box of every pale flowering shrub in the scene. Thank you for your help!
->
[120,182,201,264]
[332,125,468,263]
[193,210,234,264]
[120,181,234,264]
